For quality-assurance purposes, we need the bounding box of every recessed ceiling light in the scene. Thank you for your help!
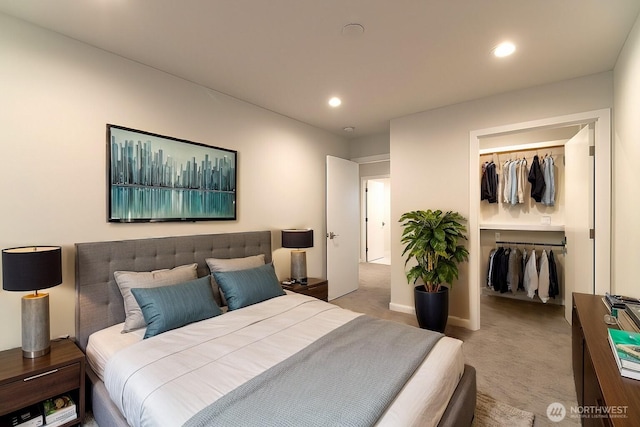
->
[493,42,516,58]
[343,126,355,132]
[328,97,342,107]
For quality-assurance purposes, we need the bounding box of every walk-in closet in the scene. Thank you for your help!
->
[469,109,611,329]
[479,125,574,308]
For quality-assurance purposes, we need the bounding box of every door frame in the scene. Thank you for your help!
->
[468,109,611,330]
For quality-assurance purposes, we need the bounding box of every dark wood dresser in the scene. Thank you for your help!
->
[572,292,640,426]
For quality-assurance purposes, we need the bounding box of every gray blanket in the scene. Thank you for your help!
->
[184,315,443,427]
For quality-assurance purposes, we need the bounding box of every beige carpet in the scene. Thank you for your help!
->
[331,263,580,427]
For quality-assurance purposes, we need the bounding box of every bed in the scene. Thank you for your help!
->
[75,231,476,427]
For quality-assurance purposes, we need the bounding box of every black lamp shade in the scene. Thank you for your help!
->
[282,229,314,249]
[2,246,62,292]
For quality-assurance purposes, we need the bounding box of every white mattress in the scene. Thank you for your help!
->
[86,322,144,381]
[87,293,464,427]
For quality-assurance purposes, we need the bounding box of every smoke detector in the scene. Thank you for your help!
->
[341,23,365,37]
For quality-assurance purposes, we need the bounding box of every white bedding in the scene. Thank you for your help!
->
[89,293,464,427]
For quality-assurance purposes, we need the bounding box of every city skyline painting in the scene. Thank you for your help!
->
[107,124,237,222]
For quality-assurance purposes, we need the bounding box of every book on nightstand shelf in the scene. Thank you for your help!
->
[608,328,640,380]
[0,403,44,427]
[42,395,76,427]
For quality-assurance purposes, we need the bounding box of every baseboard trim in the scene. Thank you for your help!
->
[447,315,471,329]
[389,302,414,314]
[389,303,472,329]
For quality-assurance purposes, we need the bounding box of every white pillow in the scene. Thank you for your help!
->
[114,263,198,332]
[206,254,266,305]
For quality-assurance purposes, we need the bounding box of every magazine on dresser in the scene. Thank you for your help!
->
[608,328,640,380]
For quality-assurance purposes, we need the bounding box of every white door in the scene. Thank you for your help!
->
[366,180,385,262]
[326,156,359,300]
[564,125,594,322]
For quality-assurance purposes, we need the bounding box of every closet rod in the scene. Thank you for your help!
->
[495,238,567,254]
[495,240,565,247]
[481,143,565,156]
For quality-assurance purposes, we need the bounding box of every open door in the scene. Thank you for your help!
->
[564,124,594,322]
[326,156,359,300]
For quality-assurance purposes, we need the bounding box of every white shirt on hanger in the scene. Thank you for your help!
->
[538,250,550,303]
[524,249,538,299]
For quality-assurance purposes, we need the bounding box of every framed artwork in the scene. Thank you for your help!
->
[107,124,237,222]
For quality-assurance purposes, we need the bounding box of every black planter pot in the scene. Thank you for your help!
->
[414,285,449,332]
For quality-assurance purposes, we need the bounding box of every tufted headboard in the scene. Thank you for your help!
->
[74,231,272,352]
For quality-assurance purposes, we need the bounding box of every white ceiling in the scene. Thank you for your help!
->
[1,0,639,139]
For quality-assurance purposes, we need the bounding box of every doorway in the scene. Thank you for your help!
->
[468,109,611,329]
[363,177,391,264]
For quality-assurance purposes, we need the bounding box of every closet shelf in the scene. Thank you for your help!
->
[479,223,565,232]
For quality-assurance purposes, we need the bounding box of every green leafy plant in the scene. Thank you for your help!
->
[399,209,469,292]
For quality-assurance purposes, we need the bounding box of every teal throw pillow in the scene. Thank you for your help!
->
[213,263,285,311]
[131,276,222,339]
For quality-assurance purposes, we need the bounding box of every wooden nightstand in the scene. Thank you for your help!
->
[0,339,85,426]
[282,277,328,301]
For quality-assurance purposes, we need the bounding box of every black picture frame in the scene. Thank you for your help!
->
[107,124,237,222]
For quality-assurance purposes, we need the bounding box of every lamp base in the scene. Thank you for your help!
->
[290,250,308,284]
[21,293,51,358]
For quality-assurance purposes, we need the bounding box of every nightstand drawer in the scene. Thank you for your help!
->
[0,362,80,415]
[300,285,328,301]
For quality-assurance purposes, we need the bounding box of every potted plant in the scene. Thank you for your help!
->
[399,209,469,332]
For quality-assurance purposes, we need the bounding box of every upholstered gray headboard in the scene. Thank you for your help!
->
[75,231,272,352]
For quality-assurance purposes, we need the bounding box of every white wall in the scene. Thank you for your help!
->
[0,14,348,351]
[349,131,390,159]
[390,73,613,324]
[613,12,640,297]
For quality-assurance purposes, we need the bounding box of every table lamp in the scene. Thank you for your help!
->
[281,229,313,284]
[2,246,62,358]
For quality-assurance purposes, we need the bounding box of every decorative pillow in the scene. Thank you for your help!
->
[131,276,222,339]
[206,254,266,306]
[213,263,285,311]
[114,263,198,332]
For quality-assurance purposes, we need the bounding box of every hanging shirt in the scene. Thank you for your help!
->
[528,156,545,203]
[487,248,497,288]
[509,161,518,205]
[524,249,538,298]
[503,160,511,204]
[519,248,527,291]
[548,250,559,298]
[490,247,505,292]
[517,158,527,203]
[538,250,550,303]
[542,156,556,206]
[481,162,498,203]
[498,248,511,293]
[507,247,522,292]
